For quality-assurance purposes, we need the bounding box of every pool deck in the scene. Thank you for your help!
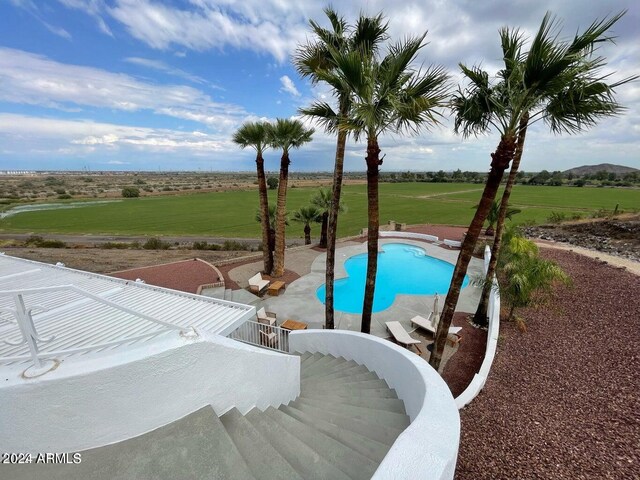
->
[231,238,482,339]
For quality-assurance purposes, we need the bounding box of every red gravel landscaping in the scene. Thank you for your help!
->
[456,248,640,479]
[110,258,222,294]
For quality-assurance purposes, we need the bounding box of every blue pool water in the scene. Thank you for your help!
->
[316,243,469,313]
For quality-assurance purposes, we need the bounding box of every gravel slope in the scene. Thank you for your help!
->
[456,248,640,479]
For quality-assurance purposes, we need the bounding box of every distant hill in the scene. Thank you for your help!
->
[563,163,639,176]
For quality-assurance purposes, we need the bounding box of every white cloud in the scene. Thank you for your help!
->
[0,48,246,132]
[124,56,224,89]
[279,75,300,97]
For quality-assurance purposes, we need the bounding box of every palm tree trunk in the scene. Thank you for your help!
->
[361,136,381,334]
[272,151,290,278]
[256,154,273,274]
[325,108,349,330]
[319,211,328,248]
[304,224,311,245]
[429,134,517,371]
[474,115,529,326]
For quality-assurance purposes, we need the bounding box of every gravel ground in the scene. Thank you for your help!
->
[456,248,640,479]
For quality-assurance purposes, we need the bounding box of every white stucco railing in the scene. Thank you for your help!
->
[0,332,299,453]
[380,231,440,242]
[455,245,501,409]
[289,330,460,480]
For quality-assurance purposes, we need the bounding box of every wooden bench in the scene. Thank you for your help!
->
[385,321,422,354]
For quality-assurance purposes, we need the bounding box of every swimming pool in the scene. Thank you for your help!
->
[316,243,469,313]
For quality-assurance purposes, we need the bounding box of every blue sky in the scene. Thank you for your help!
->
[0,0,638,173]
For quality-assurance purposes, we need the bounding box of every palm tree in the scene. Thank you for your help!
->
[478,199,521,236]
[233,121,273,274]
[430,11,633,370]
[291,206,322,245]
[269,118,314,278]
[338,33,449,333]
[255,205,285,255]
[311,188,346,248]
[499,229,570,325]
[296,8,388,329]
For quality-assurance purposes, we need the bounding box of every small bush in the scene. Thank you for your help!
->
[102,242,131,249]
[267,177,278,190]
[57,194,72,200]
[222,240,250,251]
[142,237,170,250]
[134,179,146,185]
[122,187,140,198]
[546,211,566,224]
[192,241,222,250]
[25,236,66,248]
[54,188,66,195]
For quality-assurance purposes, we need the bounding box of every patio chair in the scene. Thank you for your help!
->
[410,313,437,335]
[256,307,277,326]
[259,329,278,348]
[385,321,422,354]
[248,273,270,294]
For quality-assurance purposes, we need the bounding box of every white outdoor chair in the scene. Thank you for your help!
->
[256,307,277,326]
[248,273,270,294]
[385,321,422,354]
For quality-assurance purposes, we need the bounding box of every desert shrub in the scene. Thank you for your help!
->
[54,188,66,195]
[102,242,131,249]
[57,194,72,199]
[192,241,222,250]
[267,177,278,190]
[547,211,566,223]
[162,186,173,191]
[143,186,153,192]
[122,187,140,198]
[142,237,170,250]
[222,240,250,251]
[25,236,66,248]
[134,179,146,185]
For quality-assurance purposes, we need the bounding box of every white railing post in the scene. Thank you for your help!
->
[12,294,43,370]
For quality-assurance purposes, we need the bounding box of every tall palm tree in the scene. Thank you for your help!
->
[430,11,633,370]
[233,121,273,274]
[296,8,388,329]
[311,187,346,248]
[339,33,449,333]
[292,206,322,245]
[269,118,314,278]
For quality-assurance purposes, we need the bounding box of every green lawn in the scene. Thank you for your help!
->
[1,183,638,239]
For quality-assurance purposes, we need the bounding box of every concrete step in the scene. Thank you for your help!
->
[293,397,410,430]
[302,378,390,394]
[285,401,404,446]
[266,407,377,480]
[304,359,362,380]
[6,406,256,480]
[301,387,399,400]
[300,393,407,414]
[245,408,351,480]
[301,352,325,369]
[220,408,302,480]
[301,367,373,385]
[279,404,390,463]
[302,363,367,382]
[223,289,233,301]
[300,355,344,376]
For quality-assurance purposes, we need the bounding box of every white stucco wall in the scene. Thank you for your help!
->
[380,231,439,242]
[289,330,459,480]
[455,245,501,409]
[0,332,299,453]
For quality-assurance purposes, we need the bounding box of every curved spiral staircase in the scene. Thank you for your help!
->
[6,352,410,480]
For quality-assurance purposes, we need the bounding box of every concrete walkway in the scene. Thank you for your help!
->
[239,238,482,339]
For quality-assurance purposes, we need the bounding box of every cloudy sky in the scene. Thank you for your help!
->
[0,0,638,173]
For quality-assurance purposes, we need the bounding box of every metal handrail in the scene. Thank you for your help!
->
[0,284,197,371]
[229,319,290,353]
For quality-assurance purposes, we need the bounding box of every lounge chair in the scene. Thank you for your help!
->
[410,313,437,335]
[248,273,270,294]
[256,307,277,326]
[385,321,422,354]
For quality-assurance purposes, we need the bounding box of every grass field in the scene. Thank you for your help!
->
[1,183,638,239]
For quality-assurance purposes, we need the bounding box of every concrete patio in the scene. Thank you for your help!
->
[227,238,483,339]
